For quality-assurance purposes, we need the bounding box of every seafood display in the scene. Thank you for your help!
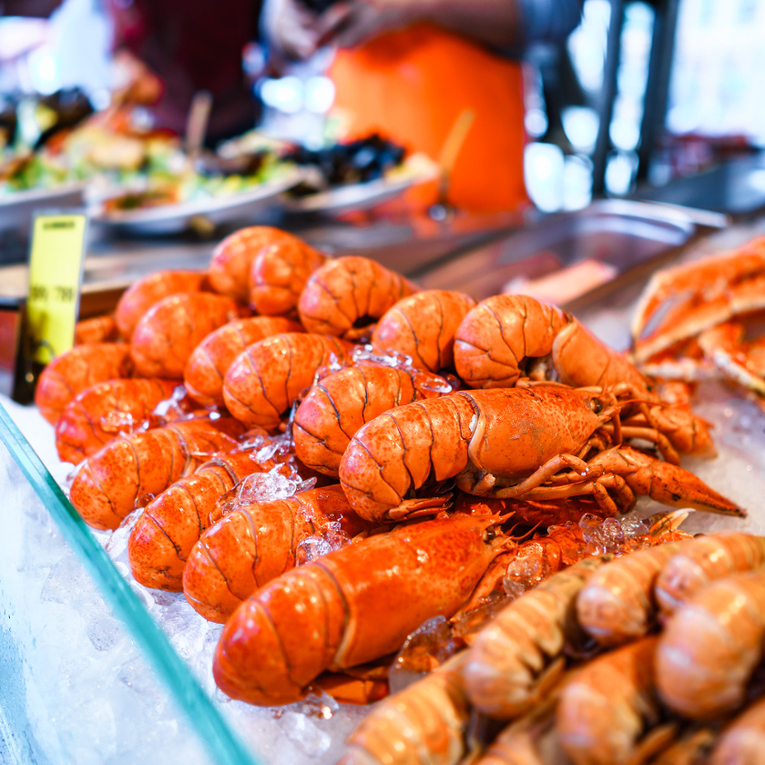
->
[182,484,372,622]
[127,449,279,590]
[631,236,765,407]
[462,556,611,719]
[370,289,476,373]
[183,316,303,406]
[21,224,765,764]
[338,388,738,522]
[34,342,134,424]
[339,530,765,765]
[222,333,353,430]
[130,292,246,378]
[69,415,246,530]
[114,270,211,339]
[292,363,450,477]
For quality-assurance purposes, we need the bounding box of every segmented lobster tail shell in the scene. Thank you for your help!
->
[127,450,264,591]
[130,293,246,379]
[249,234,327,315]
[339,394,476,521]
[454,295,568,388]
[55,377,178,464]
[115,269,209,340]
[371,289,476,373]
[293,364,441,477]
[182,485,363,623]
[35,342,134,425]
[183,316,303,406]
[298,256,418,340]
[222,332,353,431]
[69,416,245,530]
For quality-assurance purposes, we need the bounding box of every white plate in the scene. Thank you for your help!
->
[89,167,306,235]
[0,182,87,231]
[282,154,440,215]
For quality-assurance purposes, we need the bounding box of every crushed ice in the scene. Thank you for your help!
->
[580,514,626,554]
[234,463,317,506]
[152,384,190,420]
[351,343,413,369]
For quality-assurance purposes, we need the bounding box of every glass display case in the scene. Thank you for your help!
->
[0,400,367,765]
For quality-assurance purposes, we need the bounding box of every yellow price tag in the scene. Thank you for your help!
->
[27,212,88,365]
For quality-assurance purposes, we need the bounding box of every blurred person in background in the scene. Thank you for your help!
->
[1,0,265,147]
[264,0,584,212]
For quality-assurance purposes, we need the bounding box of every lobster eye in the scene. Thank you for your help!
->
[484,527,497,542]
[590,398,603,414]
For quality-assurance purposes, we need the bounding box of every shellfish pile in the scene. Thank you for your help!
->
[31,225,761,762]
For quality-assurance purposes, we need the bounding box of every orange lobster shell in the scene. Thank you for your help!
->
[213,512,508,706]
[183,484,371,622]
[183,316,303,406]
[115,269,209,339]
[222,332,353,431]
[130,292,247,379]
[127,450,271,590]
[35,342,134,425]
[55,377,179,464]
[298,255,419,340]
[371,289,476,373]
[69,415,246,530]
[293,364,447,477]
[248,232,327,315]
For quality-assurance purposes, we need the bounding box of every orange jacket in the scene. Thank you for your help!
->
[328,23,528,213]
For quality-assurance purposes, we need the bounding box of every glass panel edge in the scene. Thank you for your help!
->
[0,402,263,765]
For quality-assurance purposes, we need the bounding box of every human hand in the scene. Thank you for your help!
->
[111,49,163,106]
[263,0,426,61]
[262,0,327,61]
[314,0,423,50]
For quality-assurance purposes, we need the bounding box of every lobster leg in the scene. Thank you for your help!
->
[457,453,596,498]
[628,400,716,460]
[601,423,680,465]
[516,473,635,515]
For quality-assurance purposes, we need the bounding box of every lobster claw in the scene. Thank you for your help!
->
[584,446,745,517]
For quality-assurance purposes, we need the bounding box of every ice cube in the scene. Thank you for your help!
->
[296,535,335,565]
[620,514,651,541]
[351,343,414,369]
[40,555,93,604]
[503,541,553,590]
[84,610,124,652]
[299,689,339,720]
[281,711,332,755]
[389,616,455,694]
[579,513,625,554]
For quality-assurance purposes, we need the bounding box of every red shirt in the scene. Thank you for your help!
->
[108,0,263,142]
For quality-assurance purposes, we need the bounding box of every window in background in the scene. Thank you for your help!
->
[524,0,656,211]
[0,0,113,103]
[604,1,653,196]
[653,0,765,185]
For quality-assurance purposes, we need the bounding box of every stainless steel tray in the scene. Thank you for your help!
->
[414,199,728,304]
